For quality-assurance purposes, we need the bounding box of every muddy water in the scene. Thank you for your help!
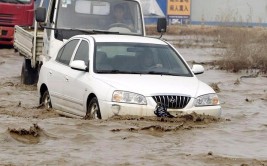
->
[0,46,267,165]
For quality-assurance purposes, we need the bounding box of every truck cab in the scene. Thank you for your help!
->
[40,0,145,60]
[0,0,34,45]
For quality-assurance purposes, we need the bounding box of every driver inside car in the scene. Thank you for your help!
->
[108,4,134,31]
[137,49,163,71]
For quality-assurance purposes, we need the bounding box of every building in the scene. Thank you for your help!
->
[143,0,267,26]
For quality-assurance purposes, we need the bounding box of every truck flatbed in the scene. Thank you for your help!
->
[14,25,43,60]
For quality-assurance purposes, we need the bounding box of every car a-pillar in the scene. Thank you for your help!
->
[21,58,39,85]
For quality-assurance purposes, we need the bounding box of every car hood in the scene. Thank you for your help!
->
[93,74,207,97]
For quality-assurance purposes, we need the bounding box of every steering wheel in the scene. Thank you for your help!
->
[148,66,159,70]
[148,64,163,70]
[108,23,132,31]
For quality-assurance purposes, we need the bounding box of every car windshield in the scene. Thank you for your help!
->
[56,0,143,36]
[94,42,193,77]
[0,0,31,4]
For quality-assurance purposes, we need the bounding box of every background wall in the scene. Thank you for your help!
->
[191,0,267,26]
[144,0,267,26]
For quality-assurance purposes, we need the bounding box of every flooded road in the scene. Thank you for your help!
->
[0,46,267,165]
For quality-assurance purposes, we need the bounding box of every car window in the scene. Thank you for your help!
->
[56,46,64,61]
[95,42,192,76]
[73,40,89,65]
[56,39,79,65]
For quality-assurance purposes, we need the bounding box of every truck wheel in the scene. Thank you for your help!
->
[21,59,38,85]
[86,97,102,119]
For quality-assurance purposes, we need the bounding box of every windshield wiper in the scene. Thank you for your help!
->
[97,70,141,74]
[145,71,180,76]
[96,70,181,76]
[57,28,97,34]
[63,28,120,34]
[43,26,120,35]
[92,29,120,34]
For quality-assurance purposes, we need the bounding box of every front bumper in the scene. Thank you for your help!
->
[98,97,222,119]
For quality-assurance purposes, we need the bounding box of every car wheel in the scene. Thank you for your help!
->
[41,90,52,109]
[86,97,102,119]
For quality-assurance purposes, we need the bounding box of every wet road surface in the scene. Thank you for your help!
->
[0,46,267,165]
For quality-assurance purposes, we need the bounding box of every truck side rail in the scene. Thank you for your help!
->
[13,25,43,60]
[14,25,34,58]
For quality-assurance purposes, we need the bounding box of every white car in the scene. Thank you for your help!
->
[37,35,221,119]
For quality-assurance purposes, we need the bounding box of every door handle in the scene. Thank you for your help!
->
[49,71,52,75]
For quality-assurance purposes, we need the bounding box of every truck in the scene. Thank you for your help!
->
[13,0,166,85]
[0,0,34,45]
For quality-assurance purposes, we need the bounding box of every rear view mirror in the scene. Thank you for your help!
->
[70,60,88,71]
[157,17,167,33]
[36,7,46,22]
[192,64,204,75]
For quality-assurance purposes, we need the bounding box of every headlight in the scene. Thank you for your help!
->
[194,94,219,106]
[112,91,147,105]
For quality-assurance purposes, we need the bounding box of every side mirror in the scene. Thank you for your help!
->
[157,17,167,33]
[192,64,204,75]
[36,7,46,22]
[70,60,88,71]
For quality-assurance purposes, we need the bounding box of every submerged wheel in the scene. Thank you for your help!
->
[86,97,102,119]
[41,90,52,109]
[21,58,38,85]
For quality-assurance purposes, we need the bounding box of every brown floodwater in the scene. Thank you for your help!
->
[0,44,267,165]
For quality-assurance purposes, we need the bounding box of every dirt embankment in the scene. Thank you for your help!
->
[147,25,267,73]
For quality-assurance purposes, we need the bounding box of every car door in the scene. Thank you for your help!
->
[61,39,90,116]
[47,39,80,111]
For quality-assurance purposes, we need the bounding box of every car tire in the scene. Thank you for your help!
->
[41,90,52,109]
[86,97,102,119]
[21,58,38,85]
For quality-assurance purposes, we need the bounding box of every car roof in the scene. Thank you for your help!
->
[72,35,168,45]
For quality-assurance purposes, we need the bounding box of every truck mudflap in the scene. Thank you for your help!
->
[0,26,14,45]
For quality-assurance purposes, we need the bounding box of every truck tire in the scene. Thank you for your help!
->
[21,59,38,85]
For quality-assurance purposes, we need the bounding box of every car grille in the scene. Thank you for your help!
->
[0,14,14,24]
[152,95,191,109]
